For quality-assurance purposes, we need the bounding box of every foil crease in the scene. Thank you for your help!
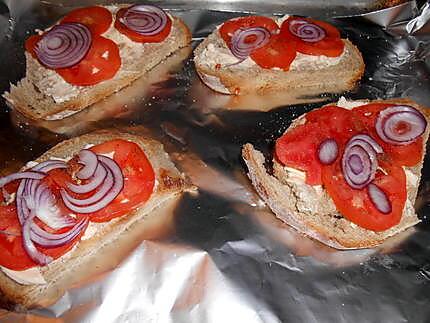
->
[1,1,430,322]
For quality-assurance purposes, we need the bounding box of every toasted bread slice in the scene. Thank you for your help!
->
[242,99,429,249]
[0,130,193,310]
[3,5,192,121]
[194,21,364,96]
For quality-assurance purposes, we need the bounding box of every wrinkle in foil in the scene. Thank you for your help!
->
[0,1,430,322]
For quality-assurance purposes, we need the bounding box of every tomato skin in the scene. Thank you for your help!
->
[280,17,344,57]
[0,205,87,271]
[56,35,121,86]
[250,34,296,71]
[24,34,42,59]
[114,7,172,43]
[61,6,113,35]
[219,16,279,45]
[322,160,406,231]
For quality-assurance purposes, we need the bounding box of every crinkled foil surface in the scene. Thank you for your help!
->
[1,1,430,322]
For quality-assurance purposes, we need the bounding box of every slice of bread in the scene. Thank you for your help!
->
[0,129,193,310]
[194,19,364,96]
[242,99,429,249]
[3,5,192,121]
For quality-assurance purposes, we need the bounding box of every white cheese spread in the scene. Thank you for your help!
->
[197,72,230,94]
[336,96,368,110]
[45,109,80,120]
[1,266,46,285]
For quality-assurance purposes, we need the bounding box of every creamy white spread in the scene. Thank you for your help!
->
[81,222,98,241]
[1,266,46,285]
[336,96,368,110]
[404,168,419,187]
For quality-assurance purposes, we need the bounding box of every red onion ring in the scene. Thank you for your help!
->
[350,134,383,154]
[35,22,92,69]
[367,183,392,214]
[0,171,45,189]
[342,138,377,189]
[375,105,427,145]
[120,4,169,36]
[22,212,53,265]
[67,163,107,194]
[289,19,326,43]
[60,155,124,214]
[30,217,88,249]
[317,138,338,165]
[76,149,98,180]
[230,27,271,60]
[61,167,113,206]
[32,160,67,173]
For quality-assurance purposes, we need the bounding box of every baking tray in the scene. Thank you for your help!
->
[1,0,430,322]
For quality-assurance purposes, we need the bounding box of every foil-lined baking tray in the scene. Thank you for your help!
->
[1,0,430,322]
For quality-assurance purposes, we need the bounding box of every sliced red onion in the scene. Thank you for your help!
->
[375,105,427,145]
[22,212,53,265]
[67,163,107,194]
[367,183,392,214]
[60,155,124,214]
[317,138,338,165]
[32,160,67,173]
[0,171,45,189]
[30,217,88,248]
[35,23,92,69]
[350,134,383,154]
[76,149,98,180]
[61,167,113,206]
[342,139,377,189]
[120,4,169,36]
[289,19,326,43]
[230,27,271,60]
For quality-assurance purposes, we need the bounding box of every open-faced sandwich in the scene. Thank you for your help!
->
[242,98,429,249]
[0,130,192,310]
[3,4,191,120]
[194,15,364,95]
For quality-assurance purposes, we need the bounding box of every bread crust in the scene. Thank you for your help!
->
[0,129,193,310]
[194,27,365,96]
[3,8,192,121]
[242,98,429,249]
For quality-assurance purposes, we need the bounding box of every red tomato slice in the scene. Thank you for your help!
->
[114,8,172,43]
[56,35,121,86]
[322,160,406,231]
[24,34,42,59]
[219,16,279,45]
[61,6,113,35]
[0,205,86,271]
[280,17,344,57]
[86,139,155,222]
[275,122,327,185]
[352,103,423,167]
[250,34,296,71]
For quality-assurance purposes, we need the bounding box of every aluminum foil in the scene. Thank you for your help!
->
[1,0,430,322]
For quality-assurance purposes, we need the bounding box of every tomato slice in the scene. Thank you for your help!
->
[275,122,327,185]
[219,16,279,46]
[114,7,172,43]
[24,34,42,59]
[0,205,86,271]
[322,160,406,231]
[250,34,296,71]
[86,140,155,222]
[56,35,121,86]
[61,6,113,35]
[280,17,344,57]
